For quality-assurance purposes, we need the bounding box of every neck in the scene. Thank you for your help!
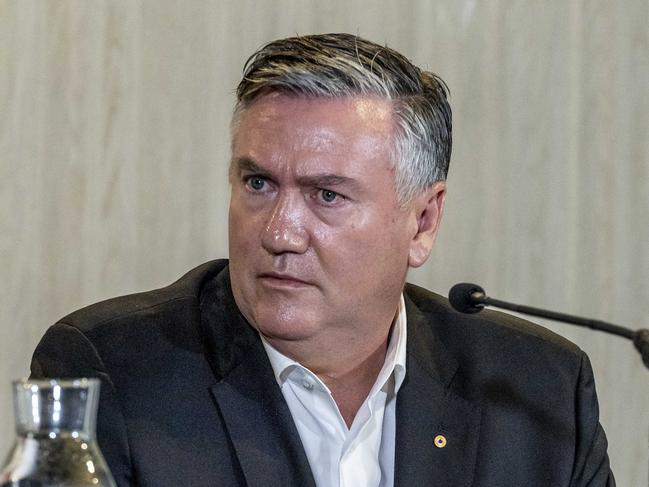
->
[276,326,392,427]
[267,323,393,428]
[263,300,403,427]
[315,336,390,428]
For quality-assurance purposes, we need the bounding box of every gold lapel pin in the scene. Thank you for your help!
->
[434,434,447,448]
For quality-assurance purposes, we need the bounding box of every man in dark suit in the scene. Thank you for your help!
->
[31,34,614,486]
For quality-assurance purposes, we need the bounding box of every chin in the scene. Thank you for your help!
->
[251,305,321,342]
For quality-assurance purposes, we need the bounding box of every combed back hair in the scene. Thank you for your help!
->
[233,33,452,206]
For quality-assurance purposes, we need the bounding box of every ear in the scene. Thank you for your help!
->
[408,181,446,268]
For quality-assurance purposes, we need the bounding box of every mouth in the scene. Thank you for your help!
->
[257,272,313,288]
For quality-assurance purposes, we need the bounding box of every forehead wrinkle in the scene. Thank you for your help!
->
[289,126,338,155]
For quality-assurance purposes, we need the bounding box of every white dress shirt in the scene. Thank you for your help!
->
[261,295,407,487]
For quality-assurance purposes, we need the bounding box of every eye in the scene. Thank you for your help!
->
[246,176,266,191]
[319,189,340,204]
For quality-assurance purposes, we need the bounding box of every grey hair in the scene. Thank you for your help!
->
[233,33,452,206]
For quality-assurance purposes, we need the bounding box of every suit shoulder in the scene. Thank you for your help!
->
[33,260,231,384]
[57,259,229,334]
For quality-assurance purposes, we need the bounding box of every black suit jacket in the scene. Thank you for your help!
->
[31,260,614,486]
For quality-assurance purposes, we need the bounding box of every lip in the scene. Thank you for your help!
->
[258,272,313,288]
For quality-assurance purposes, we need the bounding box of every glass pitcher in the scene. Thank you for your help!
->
[1,378,116,486]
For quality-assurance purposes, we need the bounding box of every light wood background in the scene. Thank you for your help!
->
[1,1,648,484]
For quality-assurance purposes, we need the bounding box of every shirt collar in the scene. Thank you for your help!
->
[389,293,408,393]
[261,332,303,385]
[261,294,408,394]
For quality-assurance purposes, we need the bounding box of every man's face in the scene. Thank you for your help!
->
[228,94,443,352]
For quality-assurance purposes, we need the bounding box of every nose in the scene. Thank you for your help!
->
[261,192,309,255]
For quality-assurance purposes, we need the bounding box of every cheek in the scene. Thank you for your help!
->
[316,215,409,269]
[229,199,259,243]
[228,210,260,282]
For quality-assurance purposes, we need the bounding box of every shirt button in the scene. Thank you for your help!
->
[302,379,314,391]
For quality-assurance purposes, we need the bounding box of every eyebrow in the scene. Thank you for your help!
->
[231,157,362,192]
[298,173,359,191]
[230,157,272,179]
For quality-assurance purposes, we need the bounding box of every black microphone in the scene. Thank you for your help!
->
[448,282,649,370]
[448,283,487,313]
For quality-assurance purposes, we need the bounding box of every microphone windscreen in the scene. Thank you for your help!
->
[448,283,485,314]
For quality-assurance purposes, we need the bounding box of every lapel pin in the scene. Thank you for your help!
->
[434,434,447,448]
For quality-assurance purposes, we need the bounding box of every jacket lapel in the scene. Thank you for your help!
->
[394,294,482,487]
[200,267,316,487]
[209,346,316,487]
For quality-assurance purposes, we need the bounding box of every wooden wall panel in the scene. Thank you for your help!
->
[1,1,647,484]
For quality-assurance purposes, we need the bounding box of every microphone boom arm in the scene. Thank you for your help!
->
[483,296,634,340]
[452,284,649,370]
